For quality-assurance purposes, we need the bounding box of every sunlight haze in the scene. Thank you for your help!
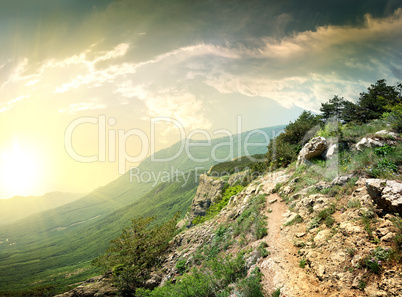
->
[1,0,402,198]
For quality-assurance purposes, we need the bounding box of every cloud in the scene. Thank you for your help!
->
[193,9,402,110]
[115,81,211,130]
[0,95,30,113]
[58,99,106,114]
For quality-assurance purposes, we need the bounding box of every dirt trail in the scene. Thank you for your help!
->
[258,193,321,297]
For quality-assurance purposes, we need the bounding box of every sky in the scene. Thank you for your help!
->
[1,0,402,198]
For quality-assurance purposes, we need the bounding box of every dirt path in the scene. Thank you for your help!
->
[258,193,321,297]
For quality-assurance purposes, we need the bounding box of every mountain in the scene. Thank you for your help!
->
[52,122,402,297]
[0,192,84,225]
[0,125,285,293]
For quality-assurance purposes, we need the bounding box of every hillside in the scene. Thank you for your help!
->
[53,118,401,297]
[0,192,84,225]
[0,125,284,295]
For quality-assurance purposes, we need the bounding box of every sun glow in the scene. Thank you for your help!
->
[0,142,42,198]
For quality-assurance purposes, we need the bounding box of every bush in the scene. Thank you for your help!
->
[236,268,265,297]
[299,258,306,268]
[92,213,180,294]
[176,258,187,275]
[138,252,261,297]
[265,111,320,169]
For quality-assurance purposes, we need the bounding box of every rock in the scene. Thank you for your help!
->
[293,240,305,247]
[281,185,293,195]
[245,249,261,269]
[268,198,277,204]
[376,227,391,238]
[284,212,298,225]
[187,174,226,226]
[365,179,402,213]
[351,273,363,289]
[296,232,306,238]
[378,270,402,296]
[331,175,354,186]
[339,222,363,235]
[316,264,327,281]
[145,273,162,289]
[312,196,330,212]
[55,274,118,297]
[375,130,399,139]
[297,137,328,166]
[381,232,395,242]
[330,251,347,263]
[356,136,384,151]
[315,181,330,190]
[314,230,331,247]
[323,143,338,160]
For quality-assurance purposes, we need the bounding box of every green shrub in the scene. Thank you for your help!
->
[307,217,321,230]
[258,242,270,258]
[176,258,187,275]
[236,268,265,297]
[234,195,268,241]
[361,246,393,275]
[92,213,180,294]
[138,253,255,297]
[325,216,335,227]
[299,258,306,268]
[364,257,381,274]
[358,278,367,291]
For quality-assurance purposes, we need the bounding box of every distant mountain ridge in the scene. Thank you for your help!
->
[0,192,84,225]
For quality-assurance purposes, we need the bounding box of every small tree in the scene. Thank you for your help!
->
[320,95,346,122]
[357,79,401,122]
[93,213,180,295]
[265,111,320,169]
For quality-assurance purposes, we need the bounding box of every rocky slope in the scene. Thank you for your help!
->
[57,131,402,297]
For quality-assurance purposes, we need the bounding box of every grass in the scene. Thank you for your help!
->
[193,184,244,225]
[134,194,271,297]
[392,214,402,254]
[347,198,361,209]
[233,195,268,241]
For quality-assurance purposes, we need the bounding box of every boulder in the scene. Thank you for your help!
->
[375,130,399,139]
[296,137,327,166]
[365,179,402,213]
[355,136,384,151]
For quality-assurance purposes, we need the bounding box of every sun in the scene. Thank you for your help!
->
[0,142,42,198]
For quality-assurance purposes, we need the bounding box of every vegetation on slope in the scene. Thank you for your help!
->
[0,172,199,294]
[97,193,268,297]
[261,79,401,172]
